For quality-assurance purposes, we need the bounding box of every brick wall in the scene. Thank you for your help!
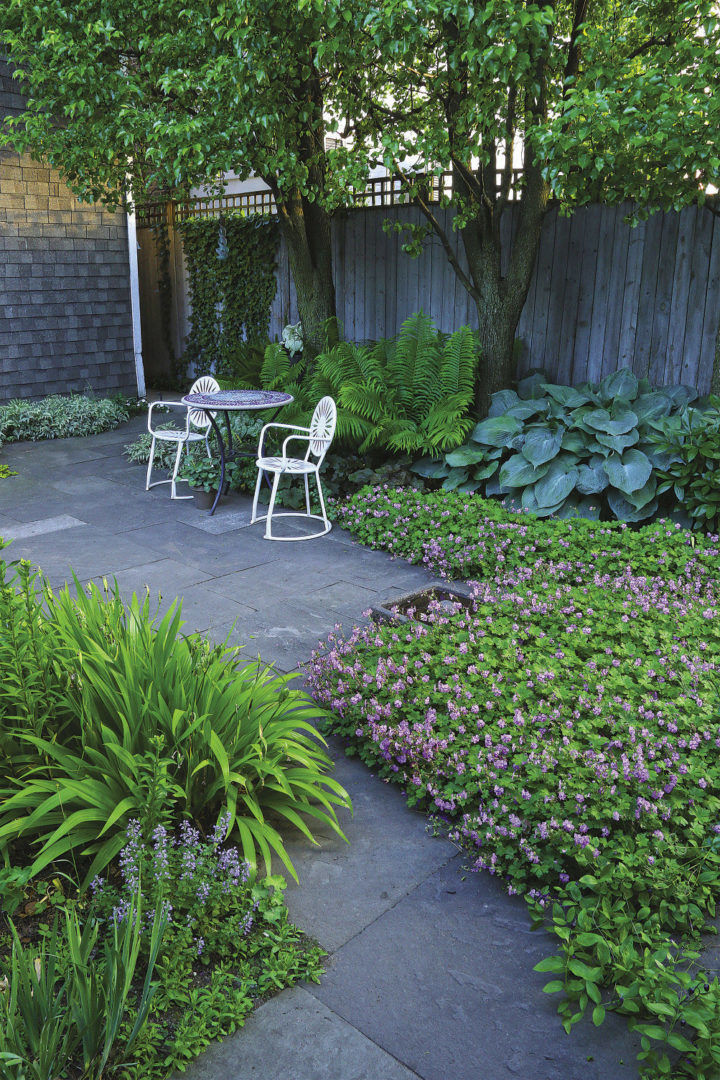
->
[0,59,138,401]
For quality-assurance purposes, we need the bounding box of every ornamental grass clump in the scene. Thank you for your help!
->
[307,539,720,1076]
[0,552,350,887]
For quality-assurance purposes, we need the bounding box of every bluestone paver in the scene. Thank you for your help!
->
[0,419,643,1080]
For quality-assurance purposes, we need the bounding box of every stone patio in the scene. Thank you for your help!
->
[0,417,641,1079]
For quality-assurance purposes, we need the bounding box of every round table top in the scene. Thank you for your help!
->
[181,389,294,410]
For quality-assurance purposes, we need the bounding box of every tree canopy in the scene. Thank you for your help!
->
[346,0,720,405]
[1,0,368,353]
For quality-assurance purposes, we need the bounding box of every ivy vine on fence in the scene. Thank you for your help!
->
[178,214,279,376]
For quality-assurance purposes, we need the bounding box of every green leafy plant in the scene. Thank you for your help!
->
[308,312,478,454]
[650,403,720,531]
[179,216,279,376]
[0,570,351,886]
[179,448,220,493]
[0,395,129,443]
[0,895,165,1080]
[415,369,709,522]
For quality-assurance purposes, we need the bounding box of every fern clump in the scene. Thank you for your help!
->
[253,312,479,456]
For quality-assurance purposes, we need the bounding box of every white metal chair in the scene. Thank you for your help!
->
[251,396,337,540]
[145,376,219,499]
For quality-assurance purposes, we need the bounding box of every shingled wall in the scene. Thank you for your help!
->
[0,59,138,400]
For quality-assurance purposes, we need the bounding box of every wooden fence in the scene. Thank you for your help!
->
[136,197,720,392]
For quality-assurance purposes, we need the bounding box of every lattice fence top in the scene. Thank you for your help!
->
[136,170,523,229]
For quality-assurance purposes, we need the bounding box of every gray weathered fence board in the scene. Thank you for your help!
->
[140,202,719,393]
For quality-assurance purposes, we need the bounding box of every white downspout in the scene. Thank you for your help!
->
[126,205,146,398]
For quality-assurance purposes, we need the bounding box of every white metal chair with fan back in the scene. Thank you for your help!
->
[251,396,337,540]
[145,376,219,499]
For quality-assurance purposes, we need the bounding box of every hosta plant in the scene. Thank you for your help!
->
[414,368,709,522]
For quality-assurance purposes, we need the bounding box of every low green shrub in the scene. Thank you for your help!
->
[0,395,130,442]
[0,559,351,886]
[308,499,720,1077]
[414,369,714,522]
[651,406,720,532]
[334,485,720,581]
[88,818,323,1078]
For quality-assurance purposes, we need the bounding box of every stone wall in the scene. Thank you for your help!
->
[0,59,138,401]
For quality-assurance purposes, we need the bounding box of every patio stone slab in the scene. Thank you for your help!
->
[0,514,86,540]
[6,524,166,589]
[182,986,420,1080]
[281,739,457,951]
[124,521,281,576]
[311,858,640,1080]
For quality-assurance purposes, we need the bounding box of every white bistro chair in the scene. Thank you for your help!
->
[251,396,337,540]
[145,376,219,499]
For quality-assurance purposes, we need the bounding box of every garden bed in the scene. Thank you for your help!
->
[309,487,720,1078]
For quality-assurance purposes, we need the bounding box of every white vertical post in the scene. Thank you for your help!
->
[126,205,146,398]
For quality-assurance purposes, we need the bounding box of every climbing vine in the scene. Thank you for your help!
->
[151,214,177,371]
[178,214,279,376]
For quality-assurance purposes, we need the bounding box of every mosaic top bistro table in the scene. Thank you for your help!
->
[180,389,294,515]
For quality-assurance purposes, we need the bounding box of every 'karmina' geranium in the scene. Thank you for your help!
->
[308,568,720,915]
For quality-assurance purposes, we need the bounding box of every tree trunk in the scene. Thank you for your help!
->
[457,165,549,415]
[274,190,338,359]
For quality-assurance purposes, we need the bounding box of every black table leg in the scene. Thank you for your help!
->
[205,411,226,516]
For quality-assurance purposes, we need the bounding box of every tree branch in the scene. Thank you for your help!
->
[392,159,480,301]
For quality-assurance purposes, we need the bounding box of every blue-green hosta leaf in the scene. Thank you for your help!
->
[498,454,551,489]
[595,429,639,453]
[603,449,652,495]
[471,415,522,447]
[634,392,673,425]
[555,495,602,520]
[624,476,657,510]
[411,457,449,478]
[533,498,572,518]
[509,433,526,451]
[664,384,698,407]
[583,407,638,435]
[521,426,563,467]
[542,383,592,408]
[442,469,469,491]
[457,479,483,493]
[516,372,548,400]
[560,429,588,454]
[607,488,658,522]
[488,389,521,416]
[507,400,548,420]
[485,475,509,497]
[445,445,487,467]
[533,460,579,508]
[576,462,609,495]
[599,368,639,402]
[473,459,501,481]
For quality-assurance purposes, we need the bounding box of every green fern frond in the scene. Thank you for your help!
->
[389,311,442,422]
[420,393,475,451]
[340,383,393,423]
[260,343,294,389]
[439,325,479,398]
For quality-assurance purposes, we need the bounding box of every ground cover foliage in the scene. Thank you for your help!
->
[309,489,720,1078]
[0,546,344,1077]
[0,395,132,444]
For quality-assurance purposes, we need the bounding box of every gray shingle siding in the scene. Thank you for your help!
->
[0,59,137,401]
